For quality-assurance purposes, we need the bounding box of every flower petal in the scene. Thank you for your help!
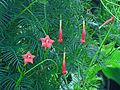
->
[42,42,47,47]
[22,54,26,58]
[40,38,46,42]
[58,39,63,43]
[47,43,52,49]
[45,35,50,40]
[49,39,54,44]
[22,51,35,65]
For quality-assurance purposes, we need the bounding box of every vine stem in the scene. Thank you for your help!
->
[15,59,58,89]
[7,1,36,28]
[105,0,120,7]
[44,3,48,34]
[24,59,58,75]
[22,4,47,35]
[100,0,120,22]
[89,28,111,67]
[83,27,112,88]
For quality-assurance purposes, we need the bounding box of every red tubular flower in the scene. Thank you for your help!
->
[99,17,114,29]
[40,35,54,49]
[58,20,63,43]
[80,20,86,44]
[22,51,35,65]
[62,50,67,75]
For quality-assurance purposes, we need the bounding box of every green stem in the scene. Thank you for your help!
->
[44,49,49,59]
[22,4,47,35]
[65,77,69,89]
[44,3,48,34]
[83,27,112,88]
[15,73,23,90]
[17,1,36,18]
[100,0,120,21]
[62,75,69,90]
[78,65,81,81]
[105,0,120,7]
[24,59,58,75]
[7,1,36,27]
[89,28,111,67]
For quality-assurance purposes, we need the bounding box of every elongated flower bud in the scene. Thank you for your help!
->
[58,20,63,43]
[62,50,67,75]
[99,17,114,29]
[80,20,86,44]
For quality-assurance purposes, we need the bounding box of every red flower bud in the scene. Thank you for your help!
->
[58,20,63,43]
[99,17,114,29]
[62,50,67,75]
[80,21,86,44]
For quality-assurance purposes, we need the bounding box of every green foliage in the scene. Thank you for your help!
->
[103,68,120,85]
[0,0,120,90]
[100,0,120,21]
[102,42,120,85]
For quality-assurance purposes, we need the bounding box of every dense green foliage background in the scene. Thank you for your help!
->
[0,0,120,90]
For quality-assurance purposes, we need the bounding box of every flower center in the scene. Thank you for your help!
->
[46,39,49,43]
[28,55,31,58]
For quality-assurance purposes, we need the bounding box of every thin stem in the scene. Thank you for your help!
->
[15,73,23,90]
[60,14,62,20]
[62,75,69,90]
[83,27,112,88]
[78,65,81,81]
[24,59,58,75]
[107,78,110,90]
[100,0,120,22]
[7,1,36,28]
[44,3,48,34]
[17,1,36,18]
[105,0,120,7]
[22,4,47,35]
[89,27,112,67]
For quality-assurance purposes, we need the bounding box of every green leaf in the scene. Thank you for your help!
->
[74,83,81,90]
[88,64,102,79]
[102,42,120,85]
[18,66,22,74]
[103,67,120,85]
[105,48,120,68]
[102,42,116,54]
[15,73,23,89]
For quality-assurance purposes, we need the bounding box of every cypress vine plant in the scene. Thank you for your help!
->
[0,0,120,90]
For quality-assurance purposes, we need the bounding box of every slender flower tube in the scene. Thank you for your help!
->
[22,51,35,65]
[40,35,54,50]
[62,50,67,75]
[99,17,114,29]
[58,20,63,43]
[80,20,86,44]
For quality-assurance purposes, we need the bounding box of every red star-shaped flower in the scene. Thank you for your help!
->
[40,35,54,49]
[22,51,35,65]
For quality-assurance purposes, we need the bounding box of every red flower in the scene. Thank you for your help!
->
[99,17,114,29]
[40,35,54,49]
[80,21,86,44]
[22,51,35,65]
[62,51,67,75]
[58,20,63,43]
